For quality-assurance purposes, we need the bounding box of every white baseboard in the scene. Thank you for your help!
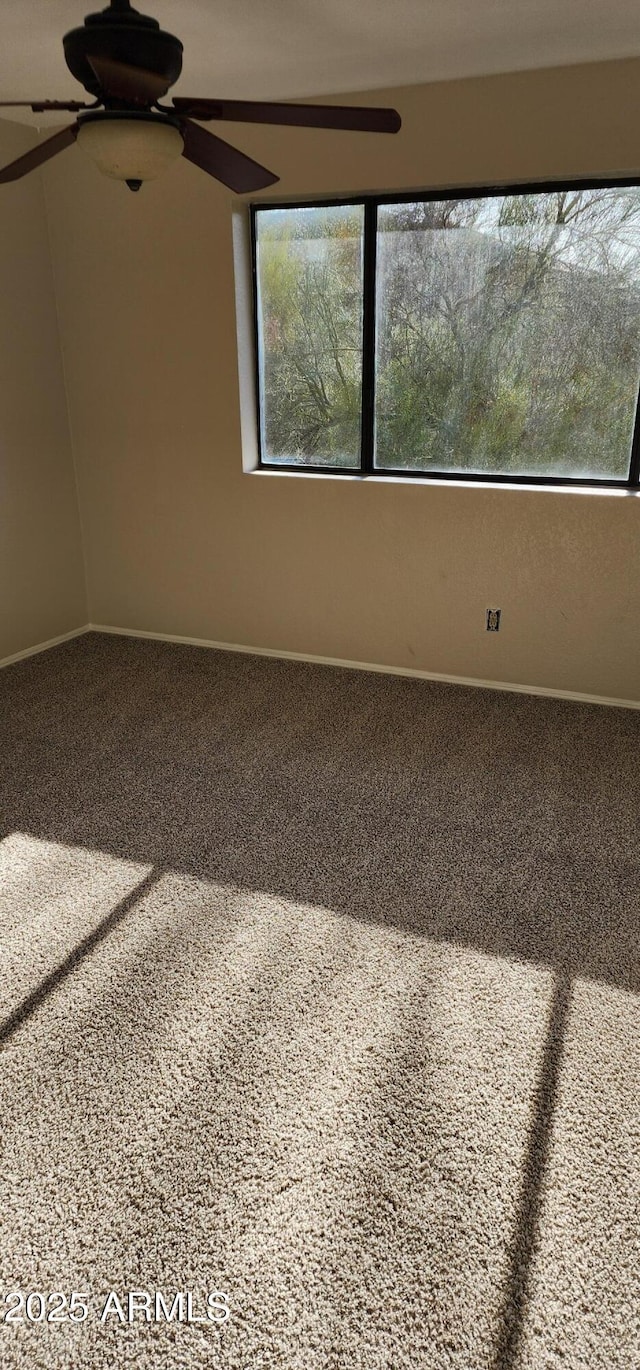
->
[0,624,91,671]
[89,623,640,712]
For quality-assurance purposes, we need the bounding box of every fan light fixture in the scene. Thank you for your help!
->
[0,1,401,195]
[76,112,183,188]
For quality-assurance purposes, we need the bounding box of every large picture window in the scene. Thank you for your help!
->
[252,181,640,487]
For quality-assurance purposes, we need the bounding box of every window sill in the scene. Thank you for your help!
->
[247,467,640,496]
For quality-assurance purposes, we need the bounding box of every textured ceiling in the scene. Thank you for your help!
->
[0,0,639,125]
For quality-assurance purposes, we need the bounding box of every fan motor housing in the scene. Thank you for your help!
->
[63,2,183,100]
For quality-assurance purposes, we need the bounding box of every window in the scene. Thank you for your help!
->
[252,181,640,487]
[254,203,364,469]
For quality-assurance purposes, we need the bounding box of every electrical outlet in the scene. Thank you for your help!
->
[486,608,501,632]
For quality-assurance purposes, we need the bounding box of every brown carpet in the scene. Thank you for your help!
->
[0,632,638,1369]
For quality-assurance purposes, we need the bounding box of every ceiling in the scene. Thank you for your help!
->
[0,0,639,126]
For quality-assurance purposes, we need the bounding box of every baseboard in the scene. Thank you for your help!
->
[4,619,635,711]
[0,624,91,671]
[89,623,640,712]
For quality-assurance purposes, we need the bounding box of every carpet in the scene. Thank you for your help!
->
[0,632,638,1369]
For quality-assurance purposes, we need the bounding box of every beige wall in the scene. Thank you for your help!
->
[0,121,86,662]
[44,58,640,701]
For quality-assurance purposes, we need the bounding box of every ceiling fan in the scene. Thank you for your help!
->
[0,0,402,193]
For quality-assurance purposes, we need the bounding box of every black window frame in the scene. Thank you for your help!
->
[250,177,640,489]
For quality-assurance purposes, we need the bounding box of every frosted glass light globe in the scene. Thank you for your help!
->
[77,116,184,183]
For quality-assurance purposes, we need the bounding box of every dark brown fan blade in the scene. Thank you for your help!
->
[0,100,95,112]
[181,119,278,193]
[87,56,170,104]
[171,98,401,134]
[0,124,78,183]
